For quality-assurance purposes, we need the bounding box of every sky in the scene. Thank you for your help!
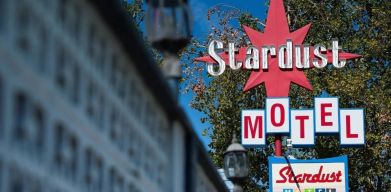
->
[179,0,268,148]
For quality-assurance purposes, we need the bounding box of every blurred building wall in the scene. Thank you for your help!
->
[0,0,227,191]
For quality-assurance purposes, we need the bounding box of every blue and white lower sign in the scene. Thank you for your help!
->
[268,156,349,192]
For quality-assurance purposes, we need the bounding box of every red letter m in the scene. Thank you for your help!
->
[244,116,263,139]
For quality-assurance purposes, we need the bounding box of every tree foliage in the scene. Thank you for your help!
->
[122,0,145,28]
[123,0,163,65]
[183,0,391,191]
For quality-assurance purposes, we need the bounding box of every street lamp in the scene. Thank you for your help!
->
[224,134,249,192]
[146,0,192,97]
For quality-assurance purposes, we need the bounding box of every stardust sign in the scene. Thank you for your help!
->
[204,37,348,76]
[269,156,349,192]
[195,0,363,191]
[195,0,361,96]
[195,1,364,145]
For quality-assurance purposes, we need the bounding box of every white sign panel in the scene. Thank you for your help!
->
[290,109,315,147]
[266,98,290,134]
[339,109,365,146]
[269,156,349,192]
[315,97,339,134]
[241,110,266,147]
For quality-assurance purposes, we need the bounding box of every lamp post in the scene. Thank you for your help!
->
[224,135,249,192]
[146,0,192,98]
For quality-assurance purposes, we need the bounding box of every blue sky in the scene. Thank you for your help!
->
[180,0,268,148]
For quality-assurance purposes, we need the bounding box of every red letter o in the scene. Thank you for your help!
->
[271,103,285,127]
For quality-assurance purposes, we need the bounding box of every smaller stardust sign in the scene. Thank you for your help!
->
[269,156,349,192]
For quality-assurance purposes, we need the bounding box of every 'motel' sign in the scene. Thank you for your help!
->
[241,97,365,147]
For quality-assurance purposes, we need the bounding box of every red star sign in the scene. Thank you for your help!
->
[195,0,361,97]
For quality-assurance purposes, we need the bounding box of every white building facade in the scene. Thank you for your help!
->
[0,0,227,191]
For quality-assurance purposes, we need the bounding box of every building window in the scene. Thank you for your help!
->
[118,69,126,99]
[119,120,127,151]
[109,110,124,150]
[144,102,152,135]
[127,131,138,165]
[55,45,80,105]
[109,168,124,192]
[37,24,48,74]
[97,94,105,130]
[9,167,23,192]
[144,149,151,176]
[54,124,64,166]
[108,168,115,192]
[128,183,135,192]
[85,149,104,192]
[37,0,51,9]
[73,3,81,41]
[32,105,45,156]
[109,109,119,141]
[13,92,27,143]
[110,54,118,89]
[86,80,97,122]
[133,86,141,119]
[0,0,4,32]
[127,80,135,113]
[15,3,31,57]
[158,163,165,185]
[126,124,135,160]
[54,123,78,181]
[0,160,2,191]
[97,38,107,74]
[9,167,42,192]
[128,183,141,192]
[0,77,3,138]
[87,23,96,61]
[84,79,103,128]
[55,45,67,90]
[96,157,104,191]
[135,141,142,166]
[117,176,124,192]
[131,133,139,164]
[138,98,146,123]
[71,63,80,104]
[69,135,78,180]
[85,149,92,191]
[58,0,69,26]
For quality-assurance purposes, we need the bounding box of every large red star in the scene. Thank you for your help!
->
[195,0,361,97]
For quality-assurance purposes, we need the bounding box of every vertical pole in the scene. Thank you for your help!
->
[275,136,282,156]
[162,52,181,100]
[273,2,291,158]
